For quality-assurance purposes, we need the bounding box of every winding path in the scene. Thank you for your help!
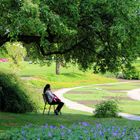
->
[54,82,140,121]
[127,89,140,101]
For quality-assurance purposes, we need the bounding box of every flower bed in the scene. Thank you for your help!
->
[0,121,140,140]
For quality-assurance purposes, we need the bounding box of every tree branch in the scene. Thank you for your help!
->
[0,34,41,46]
[0,34,88,56]
[43,37,87,56]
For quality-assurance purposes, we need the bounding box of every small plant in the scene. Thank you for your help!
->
[94,100,119,118]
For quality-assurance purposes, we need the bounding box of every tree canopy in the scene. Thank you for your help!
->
[0,0,140,73]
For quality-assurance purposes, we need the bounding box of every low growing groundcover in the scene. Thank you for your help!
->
[0,119,140,140]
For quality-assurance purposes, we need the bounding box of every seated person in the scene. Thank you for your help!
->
[43,84,64,115]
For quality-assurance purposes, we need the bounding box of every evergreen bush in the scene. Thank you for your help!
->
[0,71,36,113]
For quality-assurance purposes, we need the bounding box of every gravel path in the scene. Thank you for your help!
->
[54,83,140,121]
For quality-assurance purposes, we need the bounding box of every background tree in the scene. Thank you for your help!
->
[1,42,27,73]
[0,0,140,73]
[5,42,26,64]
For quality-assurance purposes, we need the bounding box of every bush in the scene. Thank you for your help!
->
[116,66,139,80]
[122,68,139,80]
[0,71,36,113]
[94,100,119,118]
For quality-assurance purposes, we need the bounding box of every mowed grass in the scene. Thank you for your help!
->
[64,81,140,115]
[0,107,92,132]
[0,62,117,89]
[1,110,140,134]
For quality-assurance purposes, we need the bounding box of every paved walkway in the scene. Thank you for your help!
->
[127,89,140,101]
[54,83,140,121]
[55,87,94,113]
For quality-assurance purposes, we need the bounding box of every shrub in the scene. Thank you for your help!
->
[116,66,139,80]
[122,68,139,80]
[0,71,36,113]
[94,100,119,118]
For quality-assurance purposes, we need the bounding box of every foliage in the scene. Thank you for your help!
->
[0,0,140,73]
[94,100,119,118]
[0,71,36,113]
[122,67,139,80]
[5,42,27,65]
[4,42,27,73]
[1,122,140,139]
[116,61,140,79]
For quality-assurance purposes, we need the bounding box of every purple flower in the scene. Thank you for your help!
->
[99,130,104,136]
[50,125,56,129]
[81,122,90,127]
[113,132,118,136]
[112,129,119,136]
[96,123,102,128]
[60,125,65,129]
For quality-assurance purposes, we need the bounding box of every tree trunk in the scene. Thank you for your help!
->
[56,59,61,75]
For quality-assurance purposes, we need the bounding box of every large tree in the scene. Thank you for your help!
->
[0,0,140,73]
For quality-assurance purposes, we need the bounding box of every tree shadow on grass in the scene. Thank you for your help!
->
[0,112,94,131]
[61,73,84,78]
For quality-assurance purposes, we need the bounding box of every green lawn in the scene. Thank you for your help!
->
[0,61,140,134]
[96,82,140,90]
[1,110,140,134]
[0,61,118,133]
[64,81,140,115]
[0,62,117,89]
[0,107,92,132]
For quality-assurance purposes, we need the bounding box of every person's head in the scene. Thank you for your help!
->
[43,84,51,94]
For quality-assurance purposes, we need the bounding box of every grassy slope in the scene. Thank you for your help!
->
[0,61,118,132]
[1,111,140,134]
[0,62,117,89]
